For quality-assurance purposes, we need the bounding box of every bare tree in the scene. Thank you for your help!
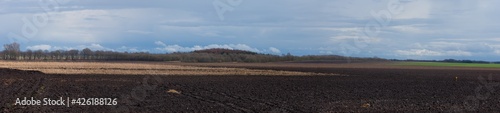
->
[94,50,104,60]
[82,48,92,60]
[53,50,62,60]
[26,49,33,60]
[3,42,21,60]
[34,50,43,60]
[43,50,50,60]
[68,50,79,60]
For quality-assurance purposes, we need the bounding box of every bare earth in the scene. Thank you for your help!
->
[1,61,500,112]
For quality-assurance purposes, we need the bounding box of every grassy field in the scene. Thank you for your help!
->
[395,62,500,68]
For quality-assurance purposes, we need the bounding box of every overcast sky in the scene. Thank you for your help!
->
[1,0,500,61]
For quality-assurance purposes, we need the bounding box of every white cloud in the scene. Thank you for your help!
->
[446,50,472,56]
[408,41,498,54]
[269,47,281,53]
[76,43,110,51]
[395,49,471,56]
[395,49,443,56]
[26,44,52,50]
[154,41,167,47]
[395,41,478,57]
[390,24,429,34]
[117,46,147,52]
[155,44,186,52]
[26,43,114,51]
[154,41,262,53]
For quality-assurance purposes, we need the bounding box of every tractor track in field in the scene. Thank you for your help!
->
[171,83,300,113]
[1,74,45,112]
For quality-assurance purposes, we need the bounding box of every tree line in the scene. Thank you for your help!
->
[1,42,386,63]
[395,59,500,64]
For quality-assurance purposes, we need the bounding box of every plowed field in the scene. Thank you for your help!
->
[1,62,499,112]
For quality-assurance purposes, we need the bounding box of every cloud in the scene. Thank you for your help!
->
[393,41,481,57]
[126,30,152,34]
[117,46,147,52]
[269,47,281,54]
[495,50,500,55]
[154,41,167,47]
[36,9,116,43]
[435,38,500,42]
[76,43,110,51]
[395,49,442,56]
[31,8,173,44]
[389,24,429,34]
[154,41,262,53]
[329,35,381,45]
[26,44,51,50]
[393,0,431,19]
[407,41,497,54]
[395,49,471,56]
[26,43,115,51]
[3,0,500,61]
[330,36,360,41]
[319,51,334,55]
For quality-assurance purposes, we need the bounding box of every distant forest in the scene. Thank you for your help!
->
[1,42,386,63]
[5,42,494,63]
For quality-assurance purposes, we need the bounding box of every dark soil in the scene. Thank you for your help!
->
[1,66,500,112]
